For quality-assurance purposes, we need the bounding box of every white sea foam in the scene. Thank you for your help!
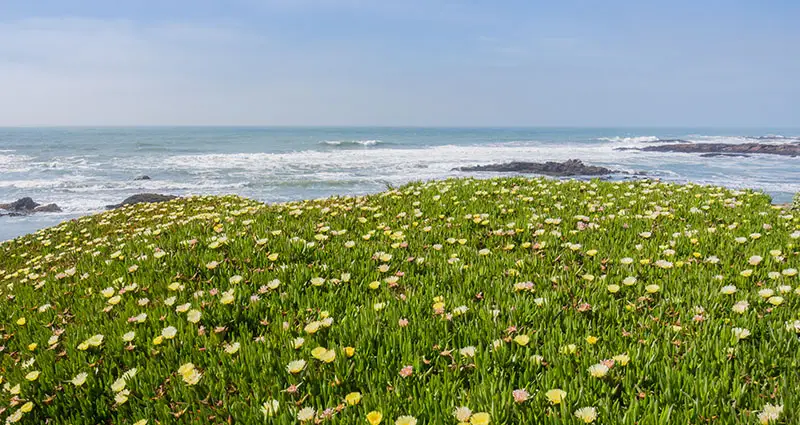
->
[684,135,800,145]
[319,140,382,147]
[598,136,660,143]
[0,153,34,172]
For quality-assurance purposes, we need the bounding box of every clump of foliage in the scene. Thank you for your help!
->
[1,178,799,424]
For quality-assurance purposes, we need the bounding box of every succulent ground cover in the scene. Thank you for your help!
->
[1,178,799,425]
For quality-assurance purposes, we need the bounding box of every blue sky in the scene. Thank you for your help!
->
[0,1,798,126]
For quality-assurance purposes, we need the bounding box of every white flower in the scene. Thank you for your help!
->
[574,407,598,423]
[757,403,783,424]
[261,399,279,417]
[588,363,609,378]
[161,326,178,339]
[732,300,749,314]
[453,406,472,422]
[459,346,476,357]
[732,327,751,341]
[297,407,315,422]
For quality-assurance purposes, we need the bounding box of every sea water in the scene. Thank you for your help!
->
[2,127,799,241]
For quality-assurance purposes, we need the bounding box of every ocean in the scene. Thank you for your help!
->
[1,127,799,241]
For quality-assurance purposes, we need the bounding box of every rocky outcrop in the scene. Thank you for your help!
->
[699,153,751,158]
[33,203,63,213]
[620,143,800,157]
[0,197,62,216]
[1,197,39,211]
[105,193,178,209]
[455,159,617,176]
[134,175,151,180]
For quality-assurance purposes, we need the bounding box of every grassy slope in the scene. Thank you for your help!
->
[1,178,799,425]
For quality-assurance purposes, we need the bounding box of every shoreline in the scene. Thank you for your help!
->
[2,175,796,243]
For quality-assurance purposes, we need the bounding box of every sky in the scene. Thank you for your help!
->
[0,0,798,127]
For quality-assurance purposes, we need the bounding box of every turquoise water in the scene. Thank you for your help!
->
[2,127,799,241]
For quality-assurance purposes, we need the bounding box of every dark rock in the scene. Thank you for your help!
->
[0,197,61,215]
[455,159,617,176]
[699,153,751,158]
[0,197,39,211]
[619,142,800,157]
[33,203,63,213]
[134,175,151,181]
[105,193,178,209]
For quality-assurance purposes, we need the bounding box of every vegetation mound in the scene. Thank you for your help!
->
[1,178,799,424]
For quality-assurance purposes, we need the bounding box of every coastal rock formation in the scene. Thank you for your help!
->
[699,153,751,158]
[134,175,152,181]
[619,142,800,157]
[0,197,63,216]
[106,193,178,209]
[33,203,63,213]
[455,159,616,176]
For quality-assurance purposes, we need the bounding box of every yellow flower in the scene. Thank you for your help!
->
[287,359,307,374]
[133,420,148,425]
[16,317,26,326]
[607,284,620,293]
[220,289,235,305]
[8,384,21,395]
[645,284,660,294]
[545,389,566,404]
[69,371,88,386]
[768,296,784,306]
[585,335,598,345]
[320,349,336,363]
[187,309,202,323]
[115,388,130,404]
[311,347,328,360]
[20,402,33,413]
[182,368,202,385]
[111,377,127,393]
[178,363,196,376]
[304,321,321,334]
[471,412,491,425]
[612,353,630,366]
[224,342,241,354]
[366,411,383,425]
[513,334,530,346]
[344,346,356,357]
[25,370,40,381]
[345,391,362,405]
